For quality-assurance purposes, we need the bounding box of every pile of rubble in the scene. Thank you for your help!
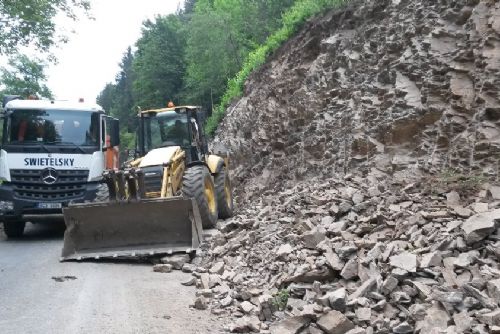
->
[184,170,500,333]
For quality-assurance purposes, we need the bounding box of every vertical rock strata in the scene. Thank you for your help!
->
[213,0,500,200]
[194,1,500,333]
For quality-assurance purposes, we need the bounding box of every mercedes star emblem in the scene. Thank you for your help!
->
[41,168,58,185]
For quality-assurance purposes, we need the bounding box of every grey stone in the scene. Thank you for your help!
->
[390,252,417,272]
[453,251,479,268]
[345,328,365,334]
[340,258,358,280]
[453,311,472,333]
[352,192,364,205]
[229,316,261,333]
[277,244,293,257]
[200,273,210,289]
[474,202,489,213]
[430,290,463,305]
[355,307,371,322]
[153,264,173,273]
[348,277,377,301]
[381,275,399,295]
[181,276,196,286]
[477,309,500,326]
[240,301,256,314]
[446,191,460,207]
[220,295,233,307]
[489,186,500,200]
[488,279,500,301]
[420,252,442,268]
[209,261,225,274]
[193,296,208,310]
[328,288,347,312]
[392,321,414,334]
[419,303,450,333]
[316,310,355,334]
[182,263,196,273]
[269,316,311,334]
[324,250,345,271]
[160,254,190,270]
[461,209,500,244]
[302,228,326,249]
[463,283,497,309]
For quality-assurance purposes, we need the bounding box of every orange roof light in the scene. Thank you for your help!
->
[27,95,38,100]
[167,101,175,108]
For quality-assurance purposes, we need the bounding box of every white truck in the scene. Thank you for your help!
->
[0,96,120,238]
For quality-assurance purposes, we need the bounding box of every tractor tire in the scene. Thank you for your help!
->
[182,165,218,228]
[214,168,234,219]
[3,221,25,238]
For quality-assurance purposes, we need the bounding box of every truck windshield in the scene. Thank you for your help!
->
[145,111,189,151]
[5,109,100,147]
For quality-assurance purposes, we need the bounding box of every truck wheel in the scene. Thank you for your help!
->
[3,221,25,238]
[214,167,234,219]
[182,165,218,228]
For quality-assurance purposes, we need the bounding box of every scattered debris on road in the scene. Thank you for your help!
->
[51,275,77,282]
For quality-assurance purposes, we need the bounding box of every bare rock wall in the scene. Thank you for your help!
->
[213,0,500,202]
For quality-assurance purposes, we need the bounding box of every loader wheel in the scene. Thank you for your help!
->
[182,165,218,228]
[3,221,25,238]
[214,168,233,219]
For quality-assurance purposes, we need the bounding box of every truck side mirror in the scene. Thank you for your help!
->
[110,119,120,147]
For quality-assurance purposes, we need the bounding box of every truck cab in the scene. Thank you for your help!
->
[0,96,120,238]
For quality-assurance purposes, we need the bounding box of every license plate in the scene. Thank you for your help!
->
[36,202,62,209]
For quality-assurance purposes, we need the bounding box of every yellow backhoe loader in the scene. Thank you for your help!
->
[61,106,233,261]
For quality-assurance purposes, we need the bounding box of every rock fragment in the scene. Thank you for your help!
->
[461,210,500,244]
[390,252,417,272]
[316,311,355,334]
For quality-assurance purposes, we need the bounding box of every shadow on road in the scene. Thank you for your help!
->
[1,222,65,242]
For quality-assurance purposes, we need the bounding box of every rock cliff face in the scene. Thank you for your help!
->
[191,1,500,333]
[213,0,500,202]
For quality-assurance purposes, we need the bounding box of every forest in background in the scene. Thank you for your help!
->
[98,0,345,148]
[0,0,345,149]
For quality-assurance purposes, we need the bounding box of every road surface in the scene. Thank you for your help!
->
[0,223,224,334]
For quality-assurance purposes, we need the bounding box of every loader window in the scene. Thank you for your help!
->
[145,111,190,151]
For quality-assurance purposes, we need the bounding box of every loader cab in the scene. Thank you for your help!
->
[138,106,208,163]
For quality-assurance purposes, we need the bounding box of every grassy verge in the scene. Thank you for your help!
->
[205,0,347,136]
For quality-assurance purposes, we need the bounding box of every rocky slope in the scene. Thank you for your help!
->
[184,0,500,333]
[213,0,500,203]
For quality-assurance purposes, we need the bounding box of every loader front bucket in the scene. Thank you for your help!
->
[60,197,203,261]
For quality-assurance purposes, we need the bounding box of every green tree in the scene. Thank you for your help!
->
[0,54,53,99]
[133,15,186,109]
[183,0,295,109]
[96,83,115,113]
[112,47,135,131]
[0,0,91,55]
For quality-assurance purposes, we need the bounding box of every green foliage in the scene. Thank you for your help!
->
[0,54,53,99]
[205,0,346,135]
[272,289,290,311]
[427,169,487,196]
[133,15,186,110]
[97,0,346,148]
[119,131,136,150]
[0,0,90,55]
[184,0,295,109]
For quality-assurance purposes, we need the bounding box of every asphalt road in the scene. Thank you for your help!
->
[0,223,223,334]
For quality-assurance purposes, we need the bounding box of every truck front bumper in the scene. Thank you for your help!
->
[0,183,101,223]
